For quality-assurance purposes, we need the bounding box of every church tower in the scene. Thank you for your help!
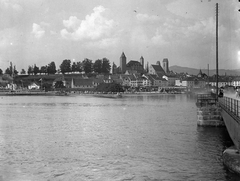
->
[120,52,126,73]
[162,58,169,74]
[140,56,144,69]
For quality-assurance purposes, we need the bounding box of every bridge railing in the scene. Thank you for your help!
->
[218,97,240,122]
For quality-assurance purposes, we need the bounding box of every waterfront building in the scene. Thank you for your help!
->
[231,77,240,87]
[142,74,151,87]
[175,77,205,88]
[164,74,179,86]
[92,78,104,87]
[208,76,233,88]
[120,74,131,86]
[148,74,168,87]
[70,78,94,89]
[28,82,40,90]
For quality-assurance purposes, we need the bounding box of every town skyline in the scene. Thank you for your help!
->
[0,0,239,71]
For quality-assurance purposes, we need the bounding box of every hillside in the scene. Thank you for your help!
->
[169,65,240,76]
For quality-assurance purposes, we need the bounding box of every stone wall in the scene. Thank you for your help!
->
[197,105,225,126]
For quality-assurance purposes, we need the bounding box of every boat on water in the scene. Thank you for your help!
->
[94,92,123,98]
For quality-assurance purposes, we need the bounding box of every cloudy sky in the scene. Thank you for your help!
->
[0,0,239,72]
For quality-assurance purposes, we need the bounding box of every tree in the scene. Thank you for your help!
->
[54,81,65,88]
[14,69,18,75]
[93,59,102,74]
[82,58,93,74]
[102,58,111,74]
[60,59,71,74]
[13,66,18,75]
[20,69,26,75]
[27,66,33,75]
[0,69,2,75]
[5,68,11,75]
[33,64,39,75]
[47,61,57,74]
[76,61,82,73]
[42,82,52,91]
[71,62,78,73]
[95,83,124,92]
[40,66,47,74]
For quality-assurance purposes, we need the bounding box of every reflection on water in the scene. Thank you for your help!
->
[0,94,239,181]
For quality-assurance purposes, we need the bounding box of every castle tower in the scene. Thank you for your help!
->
[162,58,169,74]
[140,56,144,68]
[120,52,126,73]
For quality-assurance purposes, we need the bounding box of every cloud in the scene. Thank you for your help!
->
[86,37,119,49]
[63,16,81,30]
[151,29,168,46]
[136,13,160,23]
[0,0,23,12]
[32,23,45,39]
[61,6,115,41]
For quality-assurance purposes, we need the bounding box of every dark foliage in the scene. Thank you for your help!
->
[95,83,124,93]
[54,81,65,88]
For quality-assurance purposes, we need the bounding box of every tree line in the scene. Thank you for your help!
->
[0,58,111,76]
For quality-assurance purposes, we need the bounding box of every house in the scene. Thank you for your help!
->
[148,74,168,87]
[175,76,205,88]
[164,74,179,86]
[109,75,123,85]
[71,78,94,89]
[120,74,131,86]
[230,77,240,87]
[28,82,40,90]
[208,76,232,88]
[92,78,104,87]
[142,74,151,87]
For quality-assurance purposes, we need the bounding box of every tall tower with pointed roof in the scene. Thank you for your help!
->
[163,58,169,74]
[120,52,126,73]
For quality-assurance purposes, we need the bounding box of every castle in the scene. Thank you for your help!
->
[114,52,170,76]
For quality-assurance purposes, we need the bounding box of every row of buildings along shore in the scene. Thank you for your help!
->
[0,52,240,91]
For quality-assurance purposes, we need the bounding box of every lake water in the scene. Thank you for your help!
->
[0,94,239,181]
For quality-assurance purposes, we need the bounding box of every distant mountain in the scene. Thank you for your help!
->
[169,65,240,76]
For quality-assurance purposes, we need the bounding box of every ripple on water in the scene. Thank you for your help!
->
[0,95,239,180]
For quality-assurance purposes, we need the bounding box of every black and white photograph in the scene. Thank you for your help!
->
[0,0,240,180]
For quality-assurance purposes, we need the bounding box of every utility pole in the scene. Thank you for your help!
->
[208,64,209,91]
[216,3,219,101]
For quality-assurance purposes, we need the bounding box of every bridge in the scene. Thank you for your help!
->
[197,94,240,151]
[197,93,240,174]
[218,96,240,151]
